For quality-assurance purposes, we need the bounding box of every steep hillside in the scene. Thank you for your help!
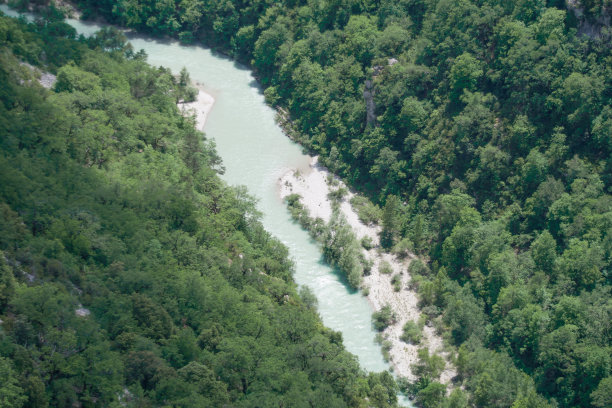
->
[10,0,612,406]
[0,12,399,407]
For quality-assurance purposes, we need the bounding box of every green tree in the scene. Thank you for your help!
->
[340,15,379,66]
[556,239,604,289]
[321,211,364,289]
[0,252,15,313]
[449,53,483,102]
[537,325,579,404]
[591,376,612,408]
[0,357,26,408]
[412,348,445,381]
[372,304,397,331]
[416,381,446,408]
[530,231,557,274]
[381,195,402,248]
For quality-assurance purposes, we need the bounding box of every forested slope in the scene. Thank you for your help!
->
[59,0,612,407]
[0,12,400,407]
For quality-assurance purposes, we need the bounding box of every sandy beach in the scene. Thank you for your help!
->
[279,156,455,383]
[178,86,215,131]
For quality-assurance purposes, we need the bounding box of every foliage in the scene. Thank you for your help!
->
[412,348,445,382]
[351,195,382,225]
[35,0,612,405]
[379,260,393,275]
[415,381,446,408]
[391,273,402,292]
[400,320,422,345]
[361,235,374,250]
[0,13,398,407]
[0,357,26,408]
[286,195,370,289]
[321,211,365,289]
[372,304,397,331]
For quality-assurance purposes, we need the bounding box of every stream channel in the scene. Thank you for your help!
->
[1,5,413,405]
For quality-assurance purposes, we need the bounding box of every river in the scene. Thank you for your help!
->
[1,4,414,404]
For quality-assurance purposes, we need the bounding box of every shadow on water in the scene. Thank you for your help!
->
[320,258,361,295]
[123,29,254,73]
[248,79,265,95]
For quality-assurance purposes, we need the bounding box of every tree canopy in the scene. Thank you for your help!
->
[6,0,612,406]
[0,11,399,407]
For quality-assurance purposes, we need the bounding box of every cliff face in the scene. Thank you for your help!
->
[566,0,611,39]
[363,79,376,127]
[364,59,397,128]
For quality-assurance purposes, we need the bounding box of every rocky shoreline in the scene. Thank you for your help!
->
[279,156,456,383]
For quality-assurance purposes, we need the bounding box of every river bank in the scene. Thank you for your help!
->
[279,156,456,383]
[178,85,215,131]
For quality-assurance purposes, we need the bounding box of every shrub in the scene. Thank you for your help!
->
[412,348,445,380]
[361,255,374,275]
[391,274,402,292]
[416,382,446,408]
[400,321,422,344]
[379,260,393,275]
[392,238,413,258]
[372,304,397,331]
[381,339,392,362]
[327,187,348,202]
[408,259,430,277]
[322,212,364,289]
[350,196,382,225]
[361,236,374,250]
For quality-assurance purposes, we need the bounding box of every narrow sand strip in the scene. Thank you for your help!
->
[178,87,215,131]
[279,156,455,383]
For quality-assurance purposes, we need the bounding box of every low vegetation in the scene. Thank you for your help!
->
[400,321,423,345]
[372,304,397,331]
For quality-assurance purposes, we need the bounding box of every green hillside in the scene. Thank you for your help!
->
[0,12,399,407]
[65,0,612,407]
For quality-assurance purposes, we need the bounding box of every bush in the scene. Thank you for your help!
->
[322,212,364,289]
[392,238,413,258]
[263,86,280,106]
[372,304,397,331]
[327,187,348,202]
[311,217,327,238]
[380,260,393,275]
[400,321,422,345]
[391,274,402,292]
[412,348,445,380]
[299,286,318,311]
[408,259,430,277]
[416,382,446,408]
[361,236,374,250]
[350,196,382,225]
[381,339,392,362]
[361,254,374,275]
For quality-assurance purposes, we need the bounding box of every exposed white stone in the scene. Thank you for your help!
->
[75,307,91,317]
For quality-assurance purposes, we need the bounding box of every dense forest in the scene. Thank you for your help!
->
[49,0,611,407]
[0,11,403,407]
[3,0,611,407]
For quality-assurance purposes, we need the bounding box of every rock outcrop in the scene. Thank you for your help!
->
[566,0,611,40]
